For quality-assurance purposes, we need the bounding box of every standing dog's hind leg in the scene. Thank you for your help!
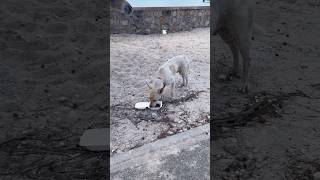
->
[219,30,240,77]
[171,80,175,97]
[185,76,188,87]
[182,75,186,87]
[228,40,240,77]
[238,38,251,93]
[185,74,189,88]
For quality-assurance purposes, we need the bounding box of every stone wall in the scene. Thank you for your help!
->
[111,6,210,34]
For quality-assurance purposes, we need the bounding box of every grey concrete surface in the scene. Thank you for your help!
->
[110,124,209,180]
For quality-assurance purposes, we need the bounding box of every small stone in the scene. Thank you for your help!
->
[218,74,227,81]
[59,141,66,146]
[221,127,230,132]
[57,96,67,103]
[79,128,109,151]
[168,131,174,135]
[151,113,158,119]
[229,108,239,114]
[229,138,237,143]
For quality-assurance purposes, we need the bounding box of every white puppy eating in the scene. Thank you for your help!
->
[146,55,191,107]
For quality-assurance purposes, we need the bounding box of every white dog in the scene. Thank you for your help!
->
[146,55,191,106]
[212,0,263,93]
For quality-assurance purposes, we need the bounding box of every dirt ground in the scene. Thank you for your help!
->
[110,28,210,154]
[0,0,108,179]
[212,0,320,179]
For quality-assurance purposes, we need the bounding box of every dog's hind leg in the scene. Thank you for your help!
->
[171,80,175,97]
[237,14,253,93]
[181,74,186,87]
[185,75,188,87]
[184,72,189,88]
[219,30,240,77]
[238,33,252,93]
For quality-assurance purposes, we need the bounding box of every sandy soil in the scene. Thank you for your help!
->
[110,28,210,154]
[212,0,320,179]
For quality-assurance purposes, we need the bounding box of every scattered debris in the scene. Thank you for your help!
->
[212,90,309,127]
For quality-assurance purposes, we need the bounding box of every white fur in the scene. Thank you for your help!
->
[147,55,191,103]
[212,0,262,93]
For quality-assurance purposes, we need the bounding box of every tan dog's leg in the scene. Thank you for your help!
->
[219,30,240,77]
[182,75,186,86]
[185,75,188,87]
[233,23,252,93]
[239,38,251,93]
[171,80,175,97]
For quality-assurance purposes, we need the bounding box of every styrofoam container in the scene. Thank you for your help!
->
[134,101,162,110]
[135,102,150,109]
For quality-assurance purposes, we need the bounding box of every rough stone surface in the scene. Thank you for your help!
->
[111,6,210,34]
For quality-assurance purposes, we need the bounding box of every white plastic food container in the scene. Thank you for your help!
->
[134,101,162,110]
[135,102,150,109]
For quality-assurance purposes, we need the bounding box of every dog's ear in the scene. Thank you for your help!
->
[158,83,166,94]
[145,80,152,89]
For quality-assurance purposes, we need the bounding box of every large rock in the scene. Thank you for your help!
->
[79,128,109,151]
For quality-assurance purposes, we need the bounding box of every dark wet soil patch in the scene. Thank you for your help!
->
[111,90,209,139]
[111,90,206,125]
[212,90,309,128]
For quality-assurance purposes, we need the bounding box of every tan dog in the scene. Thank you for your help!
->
[212,0,263,93]
[146,55,191,107]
